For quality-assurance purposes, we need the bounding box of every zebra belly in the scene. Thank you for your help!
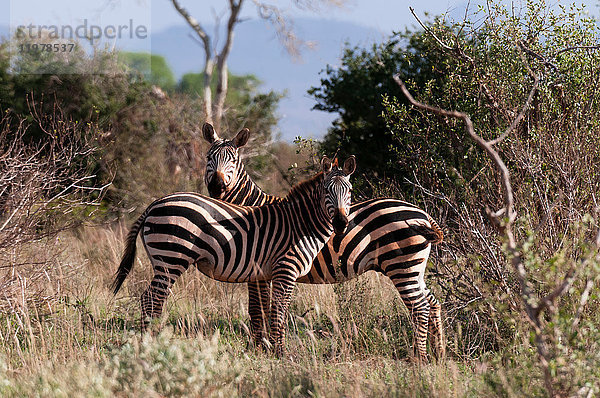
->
[143,221,275,283]
[194,258,273,283]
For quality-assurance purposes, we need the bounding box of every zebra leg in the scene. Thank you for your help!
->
[405,294,430,363]
[385,269,430,363]
[426,291,445,360]
[269,275,296,357]
[247,280,271,347]
[140,261,184,332]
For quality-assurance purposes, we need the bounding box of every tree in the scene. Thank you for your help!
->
[308,29,450,181]
[171,0,344,131]
[384,2,600,395]
[0,32,285,212]
[119,52,177,92]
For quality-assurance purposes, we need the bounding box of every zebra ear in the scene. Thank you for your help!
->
[202,123,219,143]
[343,155,356,176]
[233,128,250,148]
[321,156,333,173]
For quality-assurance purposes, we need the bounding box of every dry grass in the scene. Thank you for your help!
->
[0,224,573,397]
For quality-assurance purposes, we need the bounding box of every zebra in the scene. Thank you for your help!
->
[202,122,445,362]
[111,154,356,356]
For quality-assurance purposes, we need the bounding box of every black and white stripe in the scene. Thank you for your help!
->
[112,156,355,355]
[203,123,444,362]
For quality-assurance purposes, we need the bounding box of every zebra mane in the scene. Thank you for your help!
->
[236,160,278,199]
[283,172,324,202]
[222,160,282,205]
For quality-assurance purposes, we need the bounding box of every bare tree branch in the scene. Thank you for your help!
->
[213,0,244,128]
[393,73,558,396]
[393,75,518,224]
[409,6,453,51]
[171,0,215,121]
[408,7,504,122]
[572,279,594,329]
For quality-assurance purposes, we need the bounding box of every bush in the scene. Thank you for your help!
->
[312,0,600,394]
[0,330,241,397]
[0,35,284,215]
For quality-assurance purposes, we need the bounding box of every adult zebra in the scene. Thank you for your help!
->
[203,123,445,362]
[112,155,356,355]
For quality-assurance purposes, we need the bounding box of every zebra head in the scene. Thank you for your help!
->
[321,155,356,235]
[202,122,249,199]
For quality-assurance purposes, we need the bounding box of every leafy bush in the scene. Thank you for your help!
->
[0,33,285,214]
[311,0,600,394]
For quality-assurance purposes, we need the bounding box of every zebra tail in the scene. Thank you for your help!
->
[111,210,148,295]
[426,216,444,245]
[408,216,444,245]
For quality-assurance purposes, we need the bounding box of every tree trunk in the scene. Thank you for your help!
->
[213,0,243,131]
[203,58,214,123]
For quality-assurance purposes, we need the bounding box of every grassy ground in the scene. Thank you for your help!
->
[0,224,553,397]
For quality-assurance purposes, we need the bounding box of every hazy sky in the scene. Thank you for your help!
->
[2,0,598,140]
[5,0,598,35]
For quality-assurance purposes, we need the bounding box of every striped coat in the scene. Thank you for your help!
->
[203,123,444,362]
[112,157,356,355]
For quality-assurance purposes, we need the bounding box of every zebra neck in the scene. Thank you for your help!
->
[223,166,280,206]
[282,172,332,237]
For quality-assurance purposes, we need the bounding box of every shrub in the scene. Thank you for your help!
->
[0,330,241,397]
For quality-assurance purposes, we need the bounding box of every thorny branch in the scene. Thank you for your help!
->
[403,10,600,394]
[394,61,597,395]
[395,64,588,395]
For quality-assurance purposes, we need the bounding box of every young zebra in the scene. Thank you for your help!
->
[203,123,445,362]
[112,155,356,356]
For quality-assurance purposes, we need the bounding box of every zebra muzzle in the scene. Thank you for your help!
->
[332,210,348,235]
[207,173,227,198]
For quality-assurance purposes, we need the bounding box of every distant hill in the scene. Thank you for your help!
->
[0,19,385,141]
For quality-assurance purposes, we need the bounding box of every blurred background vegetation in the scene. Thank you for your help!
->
[1,0,600,396]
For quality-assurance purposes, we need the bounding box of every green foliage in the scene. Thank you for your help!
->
[313,0,600,393]
[309,28,451,181]
[177,71,262,104]
[0,34,283,214]
[119,52,177,92]
[176,71,204,95]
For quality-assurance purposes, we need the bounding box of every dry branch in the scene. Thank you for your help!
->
[0,105,108,315]
[393,73,565,396]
